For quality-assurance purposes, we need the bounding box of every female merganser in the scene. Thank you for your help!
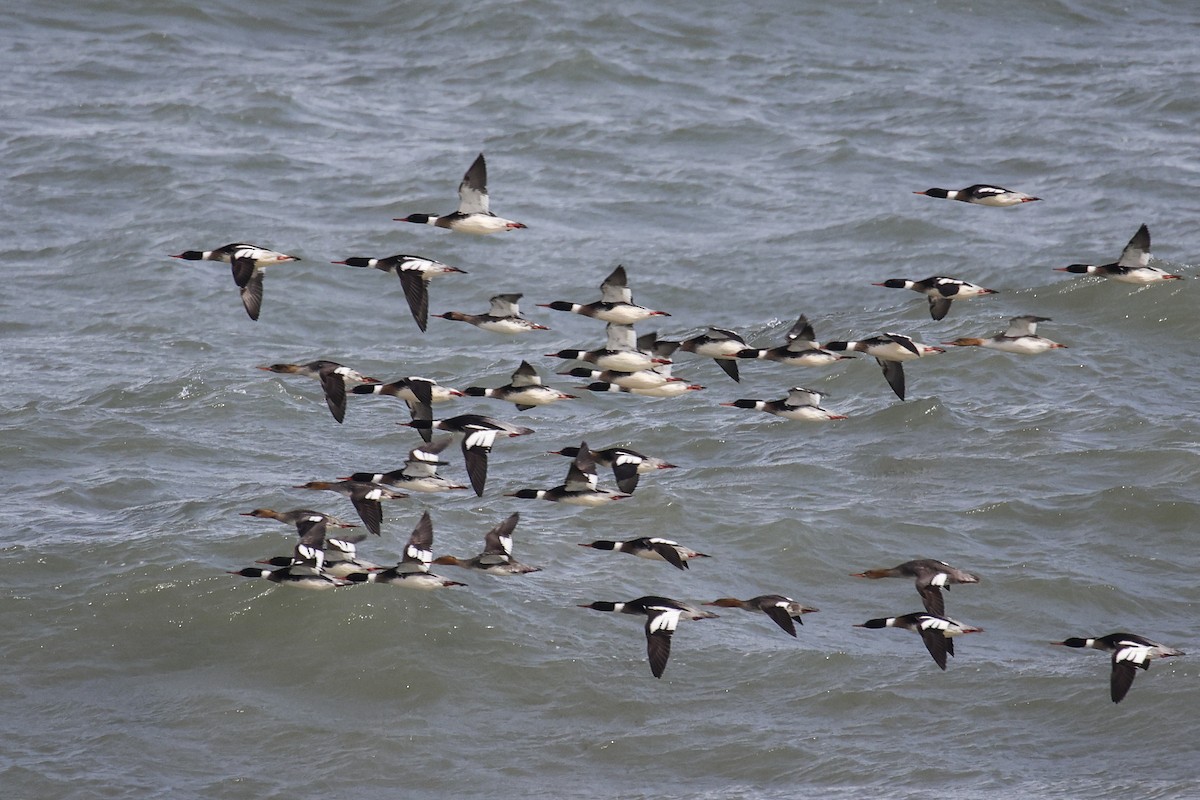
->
[343,511,467,589]
[437,293,550,334]
[583,380,704,398]
[851,559,980,617]
[550,445,676,494]
[239,508,358,530]
[825,333,944,401]
[873,277,998,321]
[855,613,983,670]
[548,323,672,373]
[403,414,534,497]
[735,315,848,367]
[579,596,719,678]
[172,243,300,321]
[944,315,1067,354]
[914,184,1040,206]
[463,360,577,411]
[395,153,526,235]
[432,512,541,575]
[538,265,670,324]
[292,480,407,536]
[257,360,379,424]
[508,443,631,506]
[1055,224,1184,283]
[341,437,468,494]
[721,386,847,421]
[704,595,819,637]
[332,254,467,332]
[352,377,464,441]
[1052,633,1185,703]
[578,536,708,570]
[679,327,747,382]
[228,564,351,589]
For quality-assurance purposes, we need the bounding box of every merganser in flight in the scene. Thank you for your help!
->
[403,414,534,497]
[735,315,848,367]
[352,376,464,441]
[463,360,577,411]
[508,443,631,506]
[343,511,467,589]
[873,277,998,321]
[339,437,469,493]
[292,480,407,536]
[825,333,944,401]
[171,243,300,321]
[333,254,466,332]
[851,559,980,618]
[257,360,379,424]
[582,380,704,398]
[559,366,683,390]
[578,536,708,570]
[704,595,819,637]
[550,445,676,494]
[239,508,358,530]
[548,323,672,373]
[679,327,747,382]
[432,512,541,575]
[1052,633,1185,703]
[538,265,670,324]
[914,184,1040,206]
[395,153,526,235]
[579,596,719,678]
[228,564,351,589]
[721,386,847,421]
[1055,224,1184,283]
[944,315,1067,354]
[855,613,983,670]
[437,293,550,334]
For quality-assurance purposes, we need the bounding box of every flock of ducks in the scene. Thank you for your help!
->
[177,155,1186,701]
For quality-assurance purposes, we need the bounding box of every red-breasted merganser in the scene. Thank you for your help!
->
[464,360,577,411]
[550,445,676,494]
[855,613,983,670]
[914,184,1040,206]
[343,511,467,589]
[873,277,998,321]
[704,595,818,637]
[721,386,847,421]
[735,315,848,367]
[1055,224,1184,283]
[352,376,464,441]
[679,327,747,382]
[945,315,1067,354]
[340,437,469,493]
[228,564,351,589]
[257,360,379,424]
[579,596,718,678]
[403,414,534,497]
[548,323,672,373]
[171,243,300,321]
[1052,633,1185,703]
[292,480,407,536]
[538,265,669,324]
[332,254,466,332]
[578,536,708,570]
[582,380,704,398]
[432,512,541,575]
[508,442,631,506]
[395,153,526,235]
[851,559,980,618]
[559,366,683,390]
[825,333,944,401]
[239,508,358,530]
[437,293,550,334]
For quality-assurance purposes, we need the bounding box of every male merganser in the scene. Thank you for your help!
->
[855,613,983,670]
[228,564,351,589]
[579,596,718,678]
[508,443,631,506]
[437,293,550,334]
[851,559,980,617]
[256,360,379,424]
[395,153,526,234]
[735,315,848,367]
[432,512,541,575]
[1055,224,1184,283]
[944,315,1067,354]
[1052,633,1185,703]
[721,386,847,421]
[239,508,358,530]
[258,520,386,576]
[704,595,819,637]
[914,184,1040,206]
[343,511,467,589]
[538,265,669,324]
[548,323,672,373]
[558,366,682,390]
[578,536,708,570]
[341,437,469,493]
[254,518,333,573]
[463,360,577,410]
[172,243,300,321]
[679,327,747,382]
[825,333,944,401]
[292,480,407,536]
[873,277,998,321]
[403,414,534,497]
[583,380,705,398]
[332,254,467,332]
[352,377,464,441]
[550,445,676,494]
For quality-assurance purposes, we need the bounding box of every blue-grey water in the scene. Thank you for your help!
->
[2,1,1198,797]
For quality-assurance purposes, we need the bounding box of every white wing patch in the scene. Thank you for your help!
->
[647,608,682,634]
